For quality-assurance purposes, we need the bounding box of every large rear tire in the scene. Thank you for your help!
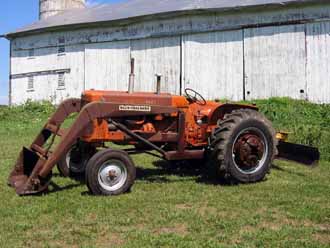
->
[208,109,277,183]
[85,149,136,196]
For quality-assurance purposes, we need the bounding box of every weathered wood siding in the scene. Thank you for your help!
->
[11,45,84,104]
[85,41,130,91]
[11,5,330,50]
[9,4,330,104]
[131,37,181,94]
[306,21,330,103]
[244,25,307,100]
[183,30,243,101]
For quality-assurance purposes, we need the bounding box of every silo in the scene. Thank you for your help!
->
[39,0,85,20]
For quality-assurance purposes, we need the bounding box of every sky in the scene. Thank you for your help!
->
[0,0,122,105]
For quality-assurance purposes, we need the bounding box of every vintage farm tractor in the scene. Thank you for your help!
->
[8,60,319,196]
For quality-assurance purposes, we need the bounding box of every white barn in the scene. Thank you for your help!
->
[3,0,330,105]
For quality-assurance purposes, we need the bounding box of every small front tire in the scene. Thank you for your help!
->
[85,149,136,196]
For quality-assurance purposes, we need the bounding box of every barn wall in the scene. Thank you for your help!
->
[85,41,131,91]
[131,37,181,94]
[243,24,307,100]
[11,4,330,50]
[182,30,244,101]
[305,21,330,103]
[9,4,330,104]
[11,44,84,104]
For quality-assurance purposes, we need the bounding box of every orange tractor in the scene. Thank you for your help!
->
[8,60,319,196]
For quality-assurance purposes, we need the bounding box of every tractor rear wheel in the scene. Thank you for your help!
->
[86,149,136,196]
[209,109,277,183]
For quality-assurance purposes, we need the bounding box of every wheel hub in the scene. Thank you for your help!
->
[233,131,266,172]
[98,160,128,191]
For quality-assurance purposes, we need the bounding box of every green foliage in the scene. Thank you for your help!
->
[248,98,330,161]
[0,100,55,123]
[1,98,330,160]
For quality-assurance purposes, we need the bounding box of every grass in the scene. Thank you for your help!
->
[0,98,329,247]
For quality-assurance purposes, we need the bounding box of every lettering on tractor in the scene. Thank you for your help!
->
[8,59,320,196]
[119,105,151,112]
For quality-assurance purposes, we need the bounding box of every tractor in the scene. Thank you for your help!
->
[8,59,319,196]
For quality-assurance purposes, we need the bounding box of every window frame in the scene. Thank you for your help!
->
[27,76,34,92]
[57,72,66,90]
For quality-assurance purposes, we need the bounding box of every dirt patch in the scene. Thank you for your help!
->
[88,213,97,221]
[313,233,330,245]
[96,233,124,247]
[175,204,193,210]
[25,239,78,248]
[119,223,147,233]
[96,231,125,248]
[316,223,330,231]
[198,205,219,217]
[154,224,188,236]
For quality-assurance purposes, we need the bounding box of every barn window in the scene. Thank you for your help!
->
[28,49,34,59]
[57,72,65,89]
[27,76,34,91]
[58,45,66,55]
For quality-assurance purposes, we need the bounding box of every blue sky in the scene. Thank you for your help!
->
[0,0,122,105]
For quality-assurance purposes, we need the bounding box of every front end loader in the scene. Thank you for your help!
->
[8,60,320,196]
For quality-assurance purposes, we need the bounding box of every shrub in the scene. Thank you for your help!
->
[1,98,329,160]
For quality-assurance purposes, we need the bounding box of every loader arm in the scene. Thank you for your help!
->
[8,100,178,195]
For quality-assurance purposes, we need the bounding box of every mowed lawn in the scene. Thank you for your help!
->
[0,102,329,247]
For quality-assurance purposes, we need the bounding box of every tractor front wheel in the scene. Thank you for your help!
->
[209,109,277,183]
[86,149,136,196]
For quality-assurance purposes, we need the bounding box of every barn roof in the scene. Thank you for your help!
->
[4,0,324,38]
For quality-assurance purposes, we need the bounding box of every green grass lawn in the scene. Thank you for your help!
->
[0,100,329,247]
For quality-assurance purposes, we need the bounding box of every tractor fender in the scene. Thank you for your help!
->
[208,103,258,125]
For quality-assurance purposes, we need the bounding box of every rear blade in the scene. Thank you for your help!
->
[276,141,320,166]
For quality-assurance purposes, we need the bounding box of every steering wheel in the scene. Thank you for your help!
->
[184,88,207,105]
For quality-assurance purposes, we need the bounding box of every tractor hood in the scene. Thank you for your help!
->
[82,90,190,108]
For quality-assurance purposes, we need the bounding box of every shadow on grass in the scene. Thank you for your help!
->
[136,160,236,186]
[44,173,85,195]
[46,160,286,195]
[272,164,307,177]
[47,181,84,194]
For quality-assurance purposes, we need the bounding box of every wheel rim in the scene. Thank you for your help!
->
[98,159,128,192]
[232,127,269,175]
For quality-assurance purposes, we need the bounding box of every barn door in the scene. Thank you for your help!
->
[243,25,306,100]
[306,21,330,103]
[130,37,181,94]
[182,30,244,101]
[84,41,131,91]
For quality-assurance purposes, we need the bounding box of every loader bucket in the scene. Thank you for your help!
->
[7,98,83,195]
[8,147,50,195]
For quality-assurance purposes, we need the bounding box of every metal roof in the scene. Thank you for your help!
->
[5,0,323,38]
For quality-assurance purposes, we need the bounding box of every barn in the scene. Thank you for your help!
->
[3,0,330,105]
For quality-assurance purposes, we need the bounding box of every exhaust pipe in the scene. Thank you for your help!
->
[156,74,162,95]
[128,58,135,94]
